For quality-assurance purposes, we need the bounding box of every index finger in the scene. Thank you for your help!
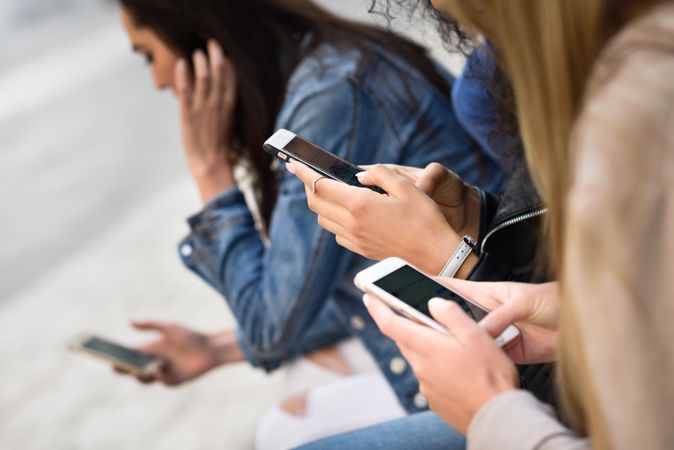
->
[478,302,525,340]
[174,59,191,109]
[286,159,321,185]
[361,164,423,184]
[207,39,224,95]
[288,159,364,205]
[434,278,505,312]
[131,320,171,334]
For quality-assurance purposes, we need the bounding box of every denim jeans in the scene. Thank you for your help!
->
[295,411,465,450]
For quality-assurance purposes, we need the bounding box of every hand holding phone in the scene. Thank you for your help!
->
[354,258,520,347]
[264,129,385,194]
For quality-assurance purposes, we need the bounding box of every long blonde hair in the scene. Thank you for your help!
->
[435,0,620,446]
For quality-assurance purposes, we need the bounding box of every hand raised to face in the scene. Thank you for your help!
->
[175,39,237,202]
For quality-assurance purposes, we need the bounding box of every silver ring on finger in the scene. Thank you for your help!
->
[312,176,327,195]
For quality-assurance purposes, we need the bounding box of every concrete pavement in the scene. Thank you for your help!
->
[0,176,284,450]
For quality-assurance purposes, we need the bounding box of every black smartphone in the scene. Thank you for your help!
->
[264,129,385,194]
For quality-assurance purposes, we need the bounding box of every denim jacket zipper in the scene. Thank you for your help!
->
[480,207,549,254]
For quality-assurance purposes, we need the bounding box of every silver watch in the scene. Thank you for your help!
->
[438,235,477,278]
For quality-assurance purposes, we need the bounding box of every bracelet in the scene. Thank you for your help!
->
[438,235,477,278]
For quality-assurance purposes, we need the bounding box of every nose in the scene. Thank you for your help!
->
[152,66,174,92]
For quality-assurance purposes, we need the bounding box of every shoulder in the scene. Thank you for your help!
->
[274,44,364,130]
[287,43,362,91]
[570,4,674,217]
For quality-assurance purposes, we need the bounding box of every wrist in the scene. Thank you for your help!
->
[454,253,479,280]
[207,330,245,366]
[192,164,236,204]
[472,368,520,420]
[455,185,481,238]
[424,225,462,274]
[435,234,479,280]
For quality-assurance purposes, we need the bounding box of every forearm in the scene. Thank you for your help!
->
[207,330,246,366]
[181,186,352,362]
[468,390,589,450]
[237,302,352,372]
[425,232,479,279]
[193,165,236,205]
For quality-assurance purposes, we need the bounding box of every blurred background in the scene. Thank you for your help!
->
[0,1,461,448]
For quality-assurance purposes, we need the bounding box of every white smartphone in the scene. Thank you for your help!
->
[68,334,162,376]
[264,129,385,194]
[354,257,521,347]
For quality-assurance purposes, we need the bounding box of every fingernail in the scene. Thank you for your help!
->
[428,298,445,310]
[286,162,296,174]
[363,295,370,307]
[356,171,368,179]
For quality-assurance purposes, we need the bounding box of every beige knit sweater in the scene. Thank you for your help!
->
[467,4,674,449]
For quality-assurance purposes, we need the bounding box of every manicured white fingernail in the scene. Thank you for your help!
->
[356,171,368,179]
[363,295,370,307]
[428,298,445,310]
[286,162,296,174]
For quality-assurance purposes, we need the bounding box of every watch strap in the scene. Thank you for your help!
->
[438,236,477,278]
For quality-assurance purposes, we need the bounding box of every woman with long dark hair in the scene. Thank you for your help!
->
[114,0,507,447]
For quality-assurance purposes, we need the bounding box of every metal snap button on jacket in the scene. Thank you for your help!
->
[413,392,428,409]
[350,315,366,330]
[180,243,193,257]
[389,357,407,375]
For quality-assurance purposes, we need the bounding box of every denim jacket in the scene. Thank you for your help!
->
[179,42,507,413]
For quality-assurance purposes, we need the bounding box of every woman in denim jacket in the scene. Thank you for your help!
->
[117,0,506,446]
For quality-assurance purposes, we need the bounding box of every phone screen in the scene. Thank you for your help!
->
[373,265,487,320]
[82,337,156,369]
[285,136,364,186]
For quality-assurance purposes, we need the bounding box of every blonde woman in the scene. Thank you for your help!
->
[292,0,674,448]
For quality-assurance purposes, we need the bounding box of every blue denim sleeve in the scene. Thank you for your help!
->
[236,299,349,369]
[452,45,515,170]
[179,75,361,370]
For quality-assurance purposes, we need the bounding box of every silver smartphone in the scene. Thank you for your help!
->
[69,333,162,376]
[264,129,385,194]
[355,257,521,347]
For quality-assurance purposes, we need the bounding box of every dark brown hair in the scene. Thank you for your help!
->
[120,0,453,231]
